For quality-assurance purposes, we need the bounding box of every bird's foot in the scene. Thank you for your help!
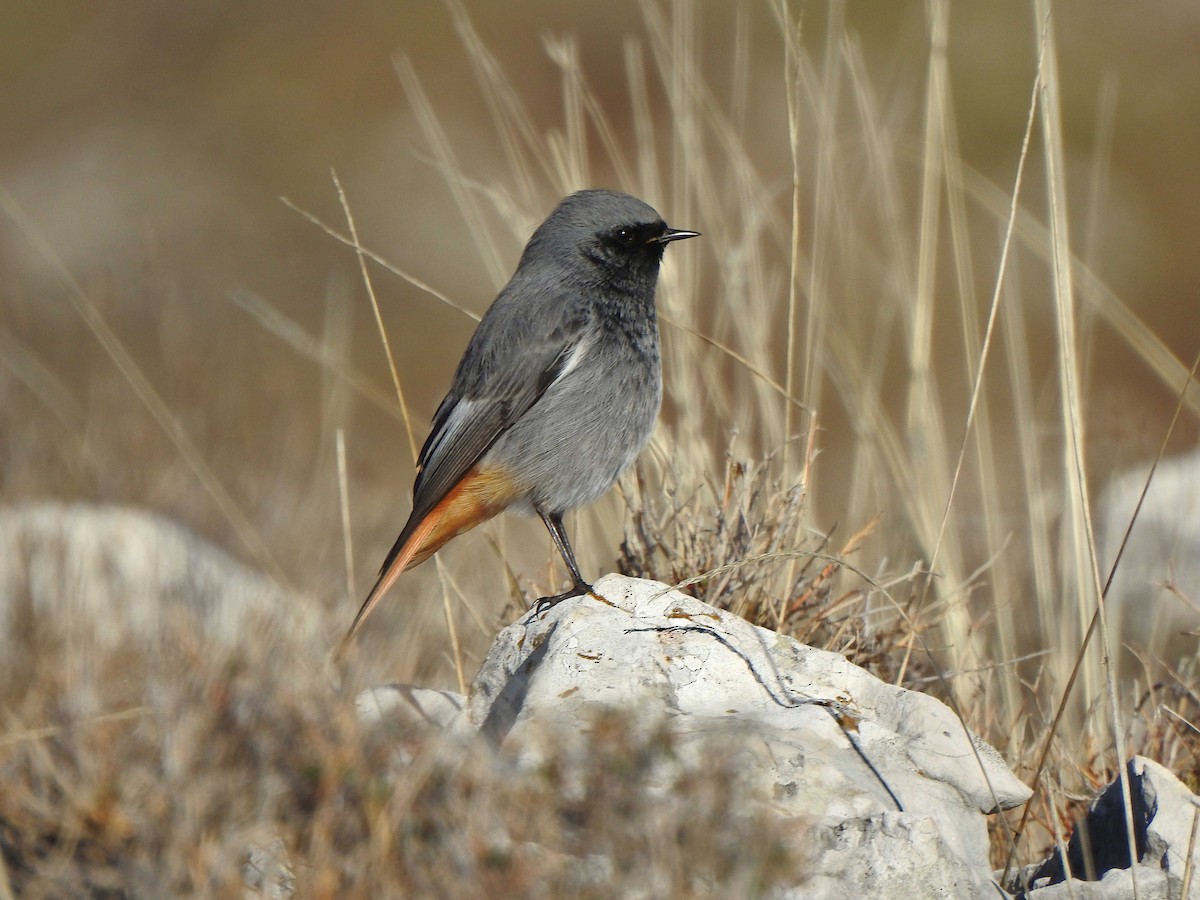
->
[533,581,592,617]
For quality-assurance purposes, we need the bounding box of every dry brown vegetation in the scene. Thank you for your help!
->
[3,1,1200,895]
[1,609,806,897]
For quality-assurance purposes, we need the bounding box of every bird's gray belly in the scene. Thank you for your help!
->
[486,350,662,515]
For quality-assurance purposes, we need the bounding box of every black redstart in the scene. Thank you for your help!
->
[344,189,698,642]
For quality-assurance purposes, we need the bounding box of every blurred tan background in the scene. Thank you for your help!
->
[3,1,1199,650]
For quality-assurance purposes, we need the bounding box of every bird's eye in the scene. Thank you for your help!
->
[614,227,637,248]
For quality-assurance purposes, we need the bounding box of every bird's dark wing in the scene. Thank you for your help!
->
[376,297,590,576]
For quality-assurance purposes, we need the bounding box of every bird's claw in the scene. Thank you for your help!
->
[533,582,591,617]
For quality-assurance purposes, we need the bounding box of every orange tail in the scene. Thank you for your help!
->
[340,466,517,649]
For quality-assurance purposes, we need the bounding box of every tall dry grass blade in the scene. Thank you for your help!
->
[937,15,1020,723]
[667,0,696,218]
[897,0,972,689]
[393,54,509,288]
[331,169,419,464]
[337,428,356,604]
[824,331,929,525]
[444,0,553,203]
[1077,74,1119,387]
[1035,4,1139,891]
[434,556,467,697]
[641,5,785,234]
[1183,803,1200,900]
[805,3,843,432]
[944,167,1200,418]
[632,0,797,469]
[895,1,1041,692]
[624,40,661,203]
[280,196,476,321]
[998,269,1059,678]
[317,275,355,467]
[544,36,588,187]
[730,6,751,133]
[1038,11,1102,699]
[542,35,636,189]
[0,183,289,588]
[779,0,805,458]
[907,0,946,439]
[661,313,806,412]
[837,43,916,548]
[432,553,491,640]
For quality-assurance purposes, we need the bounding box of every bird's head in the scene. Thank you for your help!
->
[521,189,699,286]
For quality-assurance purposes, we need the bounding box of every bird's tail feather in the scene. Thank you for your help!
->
[336,465,516,655]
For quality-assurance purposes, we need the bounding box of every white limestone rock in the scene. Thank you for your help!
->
[0,501,307,650]
[0,502,315,717]
[371,573,1031,898]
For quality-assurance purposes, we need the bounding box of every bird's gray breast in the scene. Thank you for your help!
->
[487,317,662,515]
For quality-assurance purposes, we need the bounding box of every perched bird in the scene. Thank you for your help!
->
[344,189,698,643]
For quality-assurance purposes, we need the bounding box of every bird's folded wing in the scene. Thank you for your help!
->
[376,312,589,576]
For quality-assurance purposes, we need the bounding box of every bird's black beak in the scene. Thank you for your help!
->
[649,228,701,244]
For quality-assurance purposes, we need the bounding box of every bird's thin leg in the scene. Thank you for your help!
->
[534,509,592,614]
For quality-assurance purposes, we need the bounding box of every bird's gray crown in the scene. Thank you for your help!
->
[519,189,671,275]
